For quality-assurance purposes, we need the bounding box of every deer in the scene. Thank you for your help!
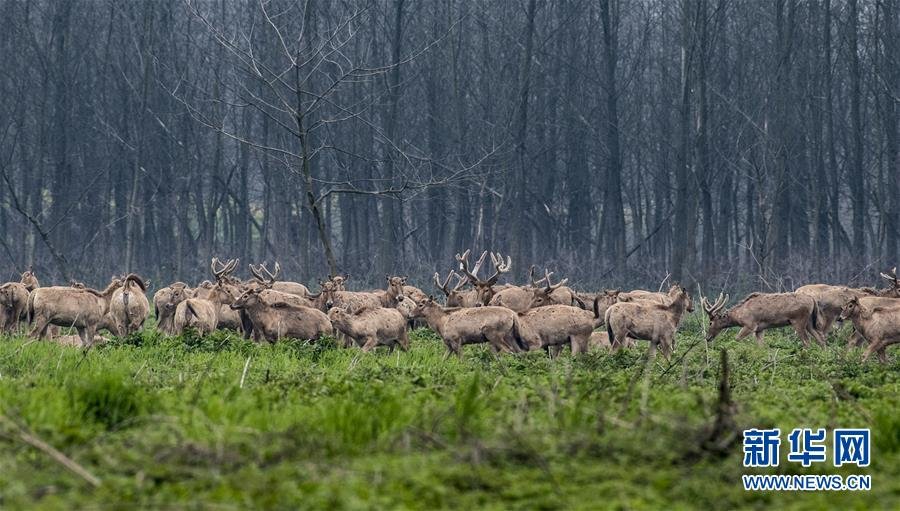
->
[0,281,30,333]
[28,277,124,347]
[455,250,512,306]
[795,268,900,337]
[433,271,480,307]
[605,285,694,359]
[410,296,522,359]
[20,268,39,292]
[153,282,193,335]
[195,258,245,331]
[490,269,569,312]
[172,297,219,336]
[308,280,386,314]
[514,297,605,356]
[230,287,332,343]
[839,297,900,362]
[528,266,585,308]
[328,306,409,352]
[249,262,310,297]
[329,274,349,291]
[701,292,824,347]
[107,274,150,336]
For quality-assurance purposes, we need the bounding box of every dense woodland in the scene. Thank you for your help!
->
[0,0,898,291]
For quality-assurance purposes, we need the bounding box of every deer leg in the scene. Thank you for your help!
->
[548,345,563,358]
[861,341,881,362]
[733,326,753,342]
[398,330,410,351]
[29,316,50,340]
[571,334,589,356]
[361,336,378,353]
[754,330,765,346]
[793,320,811,347]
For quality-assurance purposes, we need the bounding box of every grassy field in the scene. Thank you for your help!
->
[0,314,897,510]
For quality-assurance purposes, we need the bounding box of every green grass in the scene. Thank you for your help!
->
[0,315,898,510]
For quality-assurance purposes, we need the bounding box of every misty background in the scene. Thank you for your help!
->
[0,0,897,293]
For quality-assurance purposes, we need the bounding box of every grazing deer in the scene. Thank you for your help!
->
[701,292,824,347]
[230,287,332,343]
[456,250,511,305]
[328,306,409,352]
[108,274,150,336]
[249,262,310,297]
[154,282,193,335]
[433,271,480,307]
[28,277,124,347]
[605,285,694,359]
[839,297,900,362]
[410,296,522,359]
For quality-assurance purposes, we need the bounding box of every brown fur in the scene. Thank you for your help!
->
[795,284,887,336]
[230,288,332,342]
[605,285,693,359]
[153,282,193,335]
[515,304,602,355]
[411,296,521,358]
[173,298,218,336]
[28,279,124,347]
[0,282,29,333]
[328,307,409,352]
[108,274,150,336]
[839,297,900,362]
[702,292,824,347]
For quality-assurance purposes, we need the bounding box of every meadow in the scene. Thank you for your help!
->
[0,315,897,510]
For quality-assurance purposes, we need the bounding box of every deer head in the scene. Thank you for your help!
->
[527,269,569,308]
[433,270,470,307]
[456,249,511,305]
[701,292,729,341]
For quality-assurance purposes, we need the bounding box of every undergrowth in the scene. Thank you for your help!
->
[0,316,897,510]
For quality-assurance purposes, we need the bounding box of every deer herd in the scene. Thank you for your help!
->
[0,254,899,363]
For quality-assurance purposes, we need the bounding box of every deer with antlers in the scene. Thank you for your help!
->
[489,268,569,313]
[701,292,824,347]
[249,262,310,298]
[455,250,512,306]
[433,271,481,307]
[527,266,585,308]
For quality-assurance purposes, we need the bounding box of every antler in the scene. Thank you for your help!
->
[261,262,281,281]
[211,258,238,281]
[541,268,567,291]
[434,271,453,295]
[248,263,272,286]
[529,265,555,287]
[486,252,511,285]
[880,267,898,284]
[700,292,728,316]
